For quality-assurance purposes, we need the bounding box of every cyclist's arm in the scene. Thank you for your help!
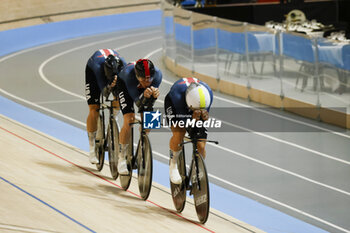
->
[150,69,162,88]
[102,76,117,98]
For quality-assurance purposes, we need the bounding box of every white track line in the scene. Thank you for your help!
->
[0,89,85,127]
[38,32,162,100]
[219,119,350,165]
[36,99,84,104]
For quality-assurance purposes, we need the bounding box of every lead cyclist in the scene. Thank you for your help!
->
[164,77,213,184]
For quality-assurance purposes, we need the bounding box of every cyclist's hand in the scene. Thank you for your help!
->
[110,76,117,88]
[192,109,209,121]
[150,87,159,99]
[201,109,209,121]
[192,110,201,121]
[144,87,152,98]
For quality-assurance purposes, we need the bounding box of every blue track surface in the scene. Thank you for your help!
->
[0,11,327,233]
[0,10,161,57]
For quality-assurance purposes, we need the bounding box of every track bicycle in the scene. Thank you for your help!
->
[170,128,218,224]
[95,95,120,180]
[118,97,155,200]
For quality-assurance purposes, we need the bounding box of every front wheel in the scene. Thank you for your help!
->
[191,153,210,224]
[95,114,105,171]
[170,148,186,213]
[119,127,133,190]
[137,134,153,200]
[108,118,119,180]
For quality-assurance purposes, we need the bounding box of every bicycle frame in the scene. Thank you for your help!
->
[181,133,218,192]
[99,95,117,152]
[172,125,218,223]
[130,117,147,169]
[183,137,202,192]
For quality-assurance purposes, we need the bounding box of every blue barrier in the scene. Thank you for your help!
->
[174,23,191,45]
[318,40,350,70]
[164,16,174,35]
[172,21,350,71]
[218,29,246,54]
[193,28,215,49]
[247,31,276,53]
[283,33,315,63]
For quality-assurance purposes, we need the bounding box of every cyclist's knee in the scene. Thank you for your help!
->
[170,133,184,151]
[171,126,186,137]
[89,104,100,114]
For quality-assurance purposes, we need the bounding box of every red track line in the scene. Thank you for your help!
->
[0,126,215,233]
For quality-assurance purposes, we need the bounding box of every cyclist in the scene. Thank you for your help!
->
[115,59,162,175]
[164,77,213,184]
[85,49,127,164]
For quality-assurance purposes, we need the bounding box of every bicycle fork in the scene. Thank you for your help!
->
[188,154,202,195]
[109,113,115,152]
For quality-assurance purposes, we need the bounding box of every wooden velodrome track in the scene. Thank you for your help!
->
[0,114,259,233]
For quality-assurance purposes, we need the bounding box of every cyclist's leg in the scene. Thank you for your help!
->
[85,65,101,164]
[116,80,134,174]
[165,95,186,184]
[119,113,135,143]
[170,126,186,152]
[117,113,135,174]
[87,105,99,132]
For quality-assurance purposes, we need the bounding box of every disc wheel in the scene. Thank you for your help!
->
[137,134,153,200]
[170,148,186,212]
[191,153,210,224]
[108,119,119,180]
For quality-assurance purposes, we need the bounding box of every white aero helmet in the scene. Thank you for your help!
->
[185,82,211,109]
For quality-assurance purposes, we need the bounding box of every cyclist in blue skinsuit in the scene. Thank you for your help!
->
[164,77,213,184]
[114,59,162,174]
[85,49,127,164]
